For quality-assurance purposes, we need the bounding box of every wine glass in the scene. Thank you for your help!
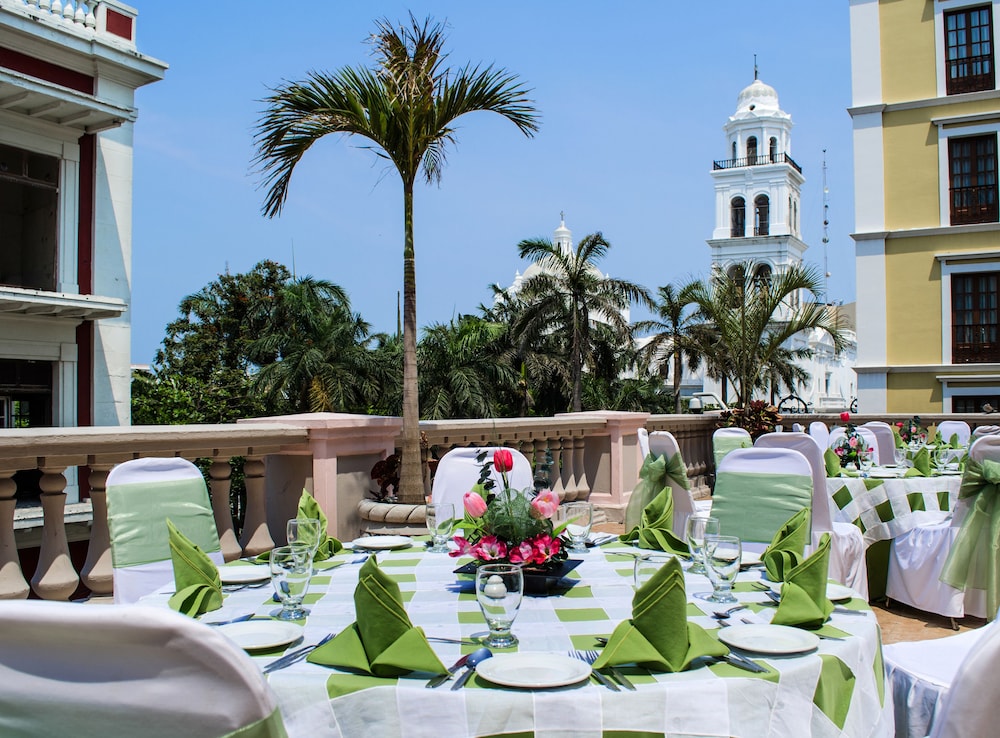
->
[633,553,674,590]
[425,502,455,553]
[858,448,874,475]
[475,563,523,648]
[933,447,953,474]
[555,501,593,553]
[703,535,742,603]
[286,518,322,560]
[269,544,312,620]
[685,515,720,574]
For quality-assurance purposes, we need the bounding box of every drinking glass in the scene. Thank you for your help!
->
[703,535,742,603]
[858,448,874,475]
[633,553,674,590]
[286,518,323,559]
[685,515,720,574]
[933,447,953,474]
[475,563,523,648]
[425,502,455,553]
[269,544,312,620]
[556,501,593,553]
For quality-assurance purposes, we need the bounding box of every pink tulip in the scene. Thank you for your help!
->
[840,411,851,422]
[530,489,560,519]
[493,448,514,473]
[464,491,488,518]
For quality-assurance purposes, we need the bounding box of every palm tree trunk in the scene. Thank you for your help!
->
[571,307,582,412]
[673,352,683,414]
[399,181,423,504]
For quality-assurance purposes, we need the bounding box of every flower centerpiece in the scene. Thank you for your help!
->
[833,412,873,469]
[896,416,925,446]
[450,449,569,570]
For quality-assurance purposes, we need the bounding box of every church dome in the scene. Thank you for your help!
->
[735,78,780,115]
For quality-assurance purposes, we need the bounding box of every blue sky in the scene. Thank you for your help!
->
[130,2,855,365]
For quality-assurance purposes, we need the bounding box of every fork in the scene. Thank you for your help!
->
[570,650,619,691]
[580,649,636,690]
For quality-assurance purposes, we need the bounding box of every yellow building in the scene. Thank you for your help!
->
[850,0,1000,413]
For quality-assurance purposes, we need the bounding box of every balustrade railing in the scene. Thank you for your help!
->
[1,0,137,45]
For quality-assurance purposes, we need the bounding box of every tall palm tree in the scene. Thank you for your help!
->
[253,15,539,502]
[690,261,846,407]
[635,282,706,414]
[514,232,650,412]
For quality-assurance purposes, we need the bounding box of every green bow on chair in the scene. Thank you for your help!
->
[940,457,1000,621]
[622,451,689,536]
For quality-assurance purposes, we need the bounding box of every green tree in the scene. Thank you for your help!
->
[690,261,846,406]
[253,15,539,503]
[514,232,650,412]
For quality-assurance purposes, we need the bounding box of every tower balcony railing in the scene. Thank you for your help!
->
[713,152,802,173]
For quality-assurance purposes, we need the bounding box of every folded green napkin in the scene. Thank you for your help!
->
[307,556,446,677]
[620,479,690,557]
[593,556,727,672]
[892,425,905,448]
[762,507,810,581]
[824,448,857,477]
[904,447,931,477]
[296,489,344,560]
[771,532,835,630]
[166,519,223,617]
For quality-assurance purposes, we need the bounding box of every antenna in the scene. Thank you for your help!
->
[754,54,758,81]
[821,149,831,304]
[290,238,296,278]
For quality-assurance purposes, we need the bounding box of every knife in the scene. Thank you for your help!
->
[588,668,621,691]
[262,633,334,674]
[426,653,470,688]
[605,665,636,690]
[720,653,769,674]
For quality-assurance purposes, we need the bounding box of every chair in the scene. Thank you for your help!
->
[710,446,813,551]
[809,421,830,449]
[712,427,752,471]
[886,436,997,620]
[928,617,1000,737]
[0,600,287,738]
[861,421,897,464]
[754,432,868,598]
[430,446,534,512]
[645,430,706,536]
[972,424,1000,440]
[791,422,803,433]
[107,457,223,604]
[936,420,971,447]
[884,625,991,738]
[637,427,650,460]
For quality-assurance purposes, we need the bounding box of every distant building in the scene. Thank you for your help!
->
[0,1,165,431]
[850,0,1000,413]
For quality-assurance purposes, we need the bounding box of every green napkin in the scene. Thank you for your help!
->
[295,489,344,560]
[904,447,931,477]
[771,532,835,630]
[593,556,727,672]
[762,508,810,581]
[891,425,905,448]
[620,480,690,557]
[307,556,446,677]
[166,519,223,617]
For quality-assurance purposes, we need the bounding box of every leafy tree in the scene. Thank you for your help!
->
[253,14,539,503]
[514,232,650,412]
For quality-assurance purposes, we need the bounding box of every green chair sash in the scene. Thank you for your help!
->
[622,452,690,552]
[713,434,751,471]
[711,471,812,544]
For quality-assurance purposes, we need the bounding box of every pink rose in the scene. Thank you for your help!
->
[493,448,514,473]
[849,436,858,448]
[507,541,536,564]
[463,491,488,518]
[840,411,851,422]
[530,489,560,519]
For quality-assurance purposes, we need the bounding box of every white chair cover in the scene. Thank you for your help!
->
[884,625,989,738]
[809,421,830,448]
[972,424,1000,439]
[936,420,971,447]
[646,430,702,537]
[712,427,752,471]
[791,422,803,433]
[861,421,897,464]
[754,432,868,598]
[107,457,223,605]
[929,617,1000,738]
[886,436,999,619]
[637,427,650,460]
[431,446,534,512]
[0,600,287,738]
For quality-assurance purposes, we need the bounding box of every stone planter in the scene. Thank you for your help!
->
[357,499,428,536]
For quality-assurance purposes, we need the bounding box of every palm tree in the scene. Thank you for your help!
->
[253,15,539,503]
[635,282,706,414]
[690,261,846,407]
[514,232,650,412]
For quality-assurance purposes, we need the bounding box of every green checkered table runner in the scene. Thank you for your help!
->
[141,540,892,738]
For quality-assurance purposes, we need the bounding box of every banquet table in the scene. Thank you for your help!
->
[141,542,892,738]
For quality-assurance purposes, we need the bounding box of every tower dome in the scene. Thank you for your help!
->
[735,78,781,115]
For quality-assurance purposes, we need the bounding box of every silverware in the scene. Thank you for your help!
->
[450,647,492,690]
[426,653,471,688]
[204,613,256,626]
[427,637,480,646]
[712,604,749,619]
[715,653,770,673]
[262,633,334,674]
[571,650,619,691]
[579,649,635,691]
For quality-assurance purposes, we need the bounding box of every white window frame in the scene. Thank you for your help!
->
[936,119,1000,227]
[938,375,1000,411]
[935,0,1000,98]
[938,250,1000,362]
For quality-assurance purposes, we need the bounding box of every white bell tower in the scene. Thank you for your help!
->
[707,75,808,279]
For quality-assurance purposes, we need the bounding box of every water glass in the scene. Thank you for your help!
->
[475,563,523,648]
[703,535,741,603]
[425,502,455,553]
[685,515,720,574]
[933,447,954,473]
[269,544,312,620]
[633,553,674,590]
[858,449,874,475]
[286,518,323,559]
[556,501,593,552]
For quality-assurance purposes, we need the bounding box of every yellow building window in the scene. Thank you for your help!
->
[945,5,995,95]
[952,270,1000,363]
[949,133,998,225]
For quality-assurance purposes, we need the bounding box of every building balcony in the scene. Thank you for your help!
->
[712,152,802,173]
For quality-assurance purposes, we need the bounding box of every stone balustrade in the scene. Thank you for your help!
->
[2,0,137,44]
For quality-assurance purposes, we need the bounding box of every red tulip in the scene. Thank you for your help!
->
[840,411,851,422]
[493,448,514,473]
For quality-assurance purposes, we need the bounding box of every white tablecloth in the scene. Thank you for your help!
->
[142,545,893,738]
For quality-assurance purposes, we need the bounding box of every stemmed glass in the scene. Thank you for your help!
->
[858,448,874,475]
[286,518,323,560]
[269,544,313,620]
[685,515,720,574]
[933,447,954,474]
[556,501,593,553]
[893,447,908,477]
[633,553,673,590]
[475,563,523,648]
[425,502,456,553]
[703,534,742,603]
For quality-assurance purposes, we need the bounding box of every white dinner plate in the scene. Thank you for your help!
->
[218,564,270,584]
[216,621,303,651]
[718,623,820,655]
[869,469,899,479]
[740,551,762,567]
[769,581,855,602]
[350,535,413,551]
[475,653,591,689]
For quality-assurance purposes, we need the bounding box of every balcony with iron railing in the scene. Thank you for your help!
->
[950,184,999,225]
[712,152,802,173]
